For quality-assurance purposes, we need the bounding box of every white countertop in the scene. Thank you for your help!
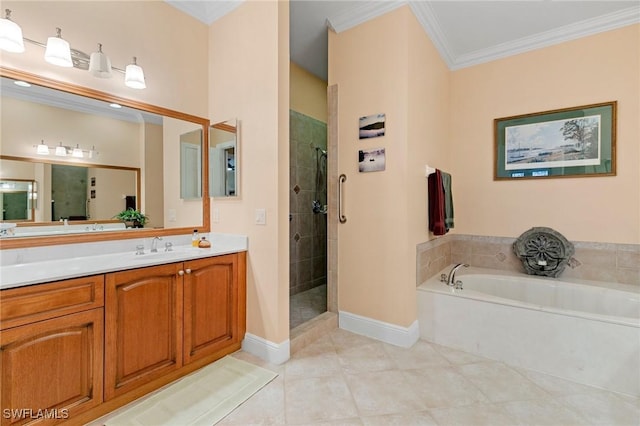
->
[0,233,248,290]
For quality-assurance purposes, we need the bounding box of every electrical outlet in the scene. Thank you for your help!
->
[212,208,220,223]
[168,209,177,222]
[255,208,266,225]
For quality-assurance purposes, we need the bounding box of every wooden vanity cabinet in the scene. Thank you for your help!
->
[0,276,104,426]
[104,252,246,401]
[183,253,245,364]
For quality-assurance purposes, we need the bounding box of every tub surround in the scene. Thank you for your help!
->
[417,266,640,396]
[0,232,248,289]
[418,234,639,287]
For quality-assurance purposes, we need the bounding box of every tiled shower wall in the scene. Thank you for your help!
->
[290,110,327,296]
[417,234,640,287]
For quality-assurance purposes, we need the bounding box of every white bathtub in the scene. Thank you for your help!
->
[417,266,640,396]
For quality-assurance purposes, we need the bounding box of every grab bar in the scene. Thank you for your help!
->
[338,174,347,223]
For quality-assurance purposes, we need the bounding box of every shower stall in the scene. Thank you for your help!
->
[289,110,328,329]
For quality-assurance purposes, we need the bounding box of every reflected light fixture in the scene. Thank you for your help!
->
[125,56,146,89]
[36,140,49,155]
[55,142,67,156]
[72,144,84,158]
[0,9,24,53]
[44,27,72,67]
[89,43,112,78]
[14,80,31,87]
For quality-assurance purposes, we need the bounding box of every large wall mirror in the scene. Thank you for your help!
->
[0,67,210,248]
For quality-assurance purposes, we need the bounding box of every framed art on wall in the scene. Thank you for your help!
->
[494,101,616,180]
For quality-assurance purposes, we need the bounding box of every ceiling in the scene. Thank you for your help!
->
[173,1,639,80]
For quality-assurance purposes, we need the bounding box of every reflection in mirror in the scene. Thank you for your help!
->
[180,128,203,200]
[0,158,139,223]
[0,69,209,244]
[209,120,238,198]
[0,179,35,221]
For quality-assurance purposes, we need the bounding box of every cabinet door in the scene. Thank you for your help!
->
[105,263,183,400]
[183,254,242,364]
[0,309,103,426]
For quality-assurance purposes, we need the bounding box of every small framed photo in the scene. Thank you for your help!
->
[359,148,385,173]
[91,177,96,187]
[359,113,385,139]
[494,102,616,180]
[90,190,96,199]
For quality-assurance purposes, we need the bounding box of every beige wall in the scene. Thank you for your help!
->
[451,25,640,244]
[1,1,208,116]
[208,1,290,344]
[290,62,327,122]
[329,6,449,327]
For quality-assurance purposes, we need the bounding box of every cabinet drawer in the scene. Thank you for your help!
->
[0,275,105,330]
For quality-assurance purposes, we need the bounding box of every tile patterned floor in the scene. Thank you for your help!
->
[222,329,640,425]
[290,284,327,329]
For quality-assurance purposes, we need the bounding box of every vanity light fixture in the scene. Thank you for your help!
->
[55,142,67,156]
[72,144,84,158]
[0,9,24,53]
[35,141,98,158]
[36,140,49,155]
[124,57,146,89]
[89,43,112,78]
[0,9,146,89]
[44,27,73,67]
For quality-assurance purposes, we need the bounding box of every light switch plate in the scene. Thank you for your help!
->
[255,208,266,225]
[168,209,177,222]
[212,208,220,223]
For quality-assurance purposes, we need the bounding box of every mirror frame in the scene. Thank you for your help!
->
[0,66,210,249]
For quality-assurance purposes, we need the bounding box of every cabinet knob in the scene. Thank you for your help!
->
[185,268,192,274]
[178,270,185,276]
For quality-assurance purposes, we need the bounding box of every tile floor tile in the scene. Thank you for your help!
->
[345,369,429,417]
[456,362,549,402]
[360,411,438,425]
[337,342,397,374]
[382,340,450,370]
[500,398,592,426]
[284,376,359,424]
[428,402,516,426]
[430,343,490,365]
[558,392,640,426]
[217,376,286,425]
[403,366,490,409]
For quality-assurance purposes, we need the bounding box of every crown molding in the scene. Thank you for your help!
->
[409,3,640,70]
[165,0,244,25]
[326,0,407,33]
[408,1,456,68]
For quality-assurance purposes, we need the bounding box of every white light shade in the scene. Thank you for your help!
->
[55,144,67,156]
[72,145,83,158]
[125,57,146,89]
[44,28,72,67]
[36,142,49,155]
[89,43,112,78]
[0,10,24,53]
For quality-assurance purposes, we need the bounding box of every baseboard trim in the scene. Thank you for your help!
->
[338,311,420,348]
[241,333,290,365]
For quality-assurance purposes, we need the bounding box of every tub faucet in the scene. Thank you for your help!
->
[441,263,469,288]
[150,236,162,253]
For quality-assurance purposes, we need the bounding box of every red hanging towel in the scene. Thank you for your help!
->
[428,169,446,236]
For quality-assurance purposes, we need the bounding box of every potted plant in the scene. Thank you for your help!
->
[114,208,149,228]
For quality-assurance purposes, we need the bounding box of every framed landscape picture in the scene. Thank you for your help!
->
[494,102,616,180]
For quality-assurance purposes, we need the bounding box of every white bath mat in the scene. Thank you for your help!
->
[104,356,277,426]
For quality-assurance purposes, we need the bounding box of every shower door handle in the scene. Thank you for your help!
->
[338,174,347,223]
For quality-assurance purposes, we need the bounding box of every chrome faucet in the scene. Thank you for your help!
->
[440,263,469,289]
[150,236,162,253]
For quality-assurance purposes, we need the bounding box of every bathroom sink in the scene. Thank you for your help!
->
[130,246,200,262]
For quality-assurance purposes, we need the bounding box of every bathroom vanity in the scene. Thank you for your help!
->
[0,240,246,425]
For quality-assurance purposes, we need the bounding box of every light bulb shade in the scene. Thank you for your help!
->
[125,62,146,89]
[89,49,112,78]
[72,145,83,158]
[0,16,24,53]
[36,143,49,155]
[55,145,67,156]
[45,35,72,67]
